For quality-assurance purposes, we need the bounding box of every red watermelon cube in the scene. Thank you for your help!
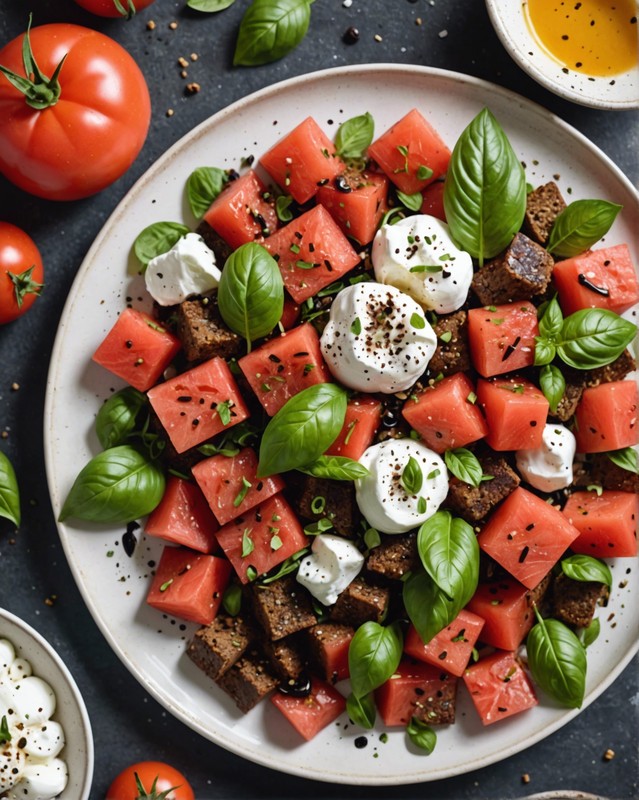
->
[316,169,389,245]
[270,677,346,741]
[467,302,539,378]
[375,659,457,726]
[466,579,537,650]
[325,396,382,460]
[574,380,638,453]
[476,377,548,451]
[404,609,485,678]
[562,490,638,557]
[463,650,537,726]
[144,476,219,553]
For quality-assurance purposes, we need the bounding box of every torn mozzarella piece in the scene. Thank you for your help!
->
[516,423,576,492]
[145,233,221,306]
[296,534,364,606]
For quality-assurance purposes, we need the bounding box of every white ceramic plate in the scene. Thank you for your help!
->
[44,64,639,785]
[485,0,639,110]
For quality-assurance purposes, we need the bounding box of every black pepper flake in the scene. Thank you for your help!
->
[354,736,368,749]
[501,336,521,362]
[123,522,139,557]
[343,26,359,44]
[177,395,192,402]
[519,545,530,563]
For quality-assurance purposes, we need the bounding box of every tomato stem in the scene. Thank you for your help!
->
[113,0,138,18]
[9,265,44,308]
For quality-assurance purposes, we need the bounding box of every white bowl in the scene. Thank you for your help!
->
[0,608,94,800]
[485,0,639,109]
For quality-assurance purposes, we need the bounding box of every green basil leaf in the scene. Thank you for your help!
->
[401,456,423,495]
[539,364,565,414]
[396,190,423,213]
[526,611,587,708]
[416,510,479,603]
[188,0,236,10]
[222,583,242,615]
[444,448,482,487]
[335,111,374,159]
[233,0,312,66]
[95,387,146,450]
[406,717,437,754]
[561,554,612,587]
[348,620,403,699]
[578,617,600,649]
[0,451,20,527]
[533,338,556,366]
[217,242,284,348]
[59,445,165,524]
[297,455,370,481]
[443,108,526,265]
[547,199,623,257]
[538,294,563,340]
[186,166,228,218]
[257,383,347,477]
[403,569,458,644]
[556,308,637,369]
[275,194,294,222]
[606,446,639,474]
[346,691,376,729]
[133,222,190,269]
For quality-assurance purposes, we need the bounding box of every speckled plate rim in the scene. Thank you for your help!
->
[485,0,639,110]
[44,63,639,786]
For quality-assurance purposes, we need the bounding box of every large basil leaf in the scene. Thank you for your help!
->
[95,387,146,450]
[444,448,482,487]
[556,308,636,369]
[234,0,312,66]
[335,112,374,159]
[406,717,437,754]
[186,166,228,217]
[606,446,638,474]
[538,294,563,340]
[526,612,586,708]
[0,451,20,527]
[403,569,458,644]
[188,0,236,11]
[59,445,165,524]
[348,620,403,699]
[547,199,622,257]
[539,364,565,414]
[561,554,612,587]
[133,222,190,269]
[257,383,347,477]
[443,108,526,265]
[297,455,369,481]
[346,691,376,729]
[416,511,479,603]
[217,242,284,349]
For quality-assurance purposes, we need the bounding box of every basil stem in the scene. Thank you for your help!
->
[0,451,20,527]
[234,0,313,66]
[547,199,622,258]
[348,620,403,699]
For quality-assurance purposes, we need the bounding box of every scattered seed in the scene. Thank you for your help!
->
[10,382,19,391]
[438,29,448,38]
[190,52,199,61]
[146,19,155,30]
[521,773,531,784]
[603,748,615,761]
[181,70,188,78]
[178,56,188,68]
[374,33,383,42]
[186,82,201,94]
[415,17,422,25]
[169,20,178,30]
[166,108,174,117]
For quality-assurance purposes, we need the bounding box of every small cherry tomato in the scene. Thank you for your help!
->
[106,761,195,800]
[0,222,44,324]
[73,0,157,19]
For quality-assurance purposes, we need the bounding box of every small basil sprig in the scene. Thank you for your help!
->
[188,0,236,10]
[416,511,479,603]
[217,242,284,351]
[348,620,403,699]
[0,715,10,744]
[547,199,622,258]
[0,451,20,527]
[335,112,374,159]
[222,583,242,616]
[257,383,347,477]
[59,445,165,524]
[444,108,526,266]
[346,691,376,729]
[400,456,423,495]
[406,717,437,754]
[133,222,190,269]
[606,446,638,474]
[186,166,228,218]
[578,617,600,649]
[538,364,565,414]
[561,554,612,587]
[234,0,313,66]
[444,447,482,487]
[297,455,369,481]
[95,387,146,450]
[526,608,587,708]
[396,190,423,213]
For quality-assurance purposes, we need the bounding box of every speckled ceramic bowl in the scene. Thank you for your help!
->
[0,608,94,800]
[485,0,639,109]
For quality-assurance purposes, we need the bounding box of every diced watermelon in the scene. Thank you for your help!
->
[476,377,548,451]
[191,446,285,526]
[420,181,446,221]
[467,302,539,378]
[238,322,331,416]
[308,623,353,683]
[263,205,361,303]
[202,170,279,250]
[368,108,451,194]
[375,659,457,726]
[259,116,345,205]
[404,609,485,678]
[562,490,638,557]
[325,396,382,460]
[316,169,389,245]
[147,357,250,454]
[92,308,181,392]
[144,476,220,553]
[478,487,580,589]
[280,296,301,330]
[270,678,346,741]
[552,243,639,315]
[401,373,488,454]
[146,545,231,625]
[574,380,638,453]
[214,494,308,583]
[463,650,537,726]
[466,579,536,650]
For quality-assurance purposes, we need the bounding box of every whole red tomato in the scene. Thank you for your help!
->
[0,21,151,200]
[0,222,44,324]
[73,0,156,18]
[106,762,194,800]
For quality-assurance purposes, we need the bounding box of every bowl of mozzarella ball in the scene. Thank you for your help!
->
[0,608,93,800]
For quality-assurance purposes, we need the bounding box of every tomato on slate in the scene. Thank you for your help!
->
[0,221,43,323]
[0,19,151,200]
[73,0,156,19]
[106,761,194,800]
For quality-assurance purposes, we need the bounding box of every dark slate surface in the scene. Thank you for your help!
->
[0,0,637,797]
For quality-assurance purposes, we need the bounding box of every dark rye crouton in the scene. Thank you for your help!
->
[216,647,279,712]
[590,452,639,494]
[261,635,307,683]
[330,576,390,627]
[195,219,234,265]
[551,572,608,629]
[446,455,520,523]
[289,474,361,537]
[523,181,567,246]
[187,614,254,681]
[427,310,472,377]
[366,532,420,581]
[551,377,584,422]
[471,232,554,306]
[177,294,243,363]
[585,349,636,387]
[250,576,316,641]
[405,668,457,726]
[305,622,355,684]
